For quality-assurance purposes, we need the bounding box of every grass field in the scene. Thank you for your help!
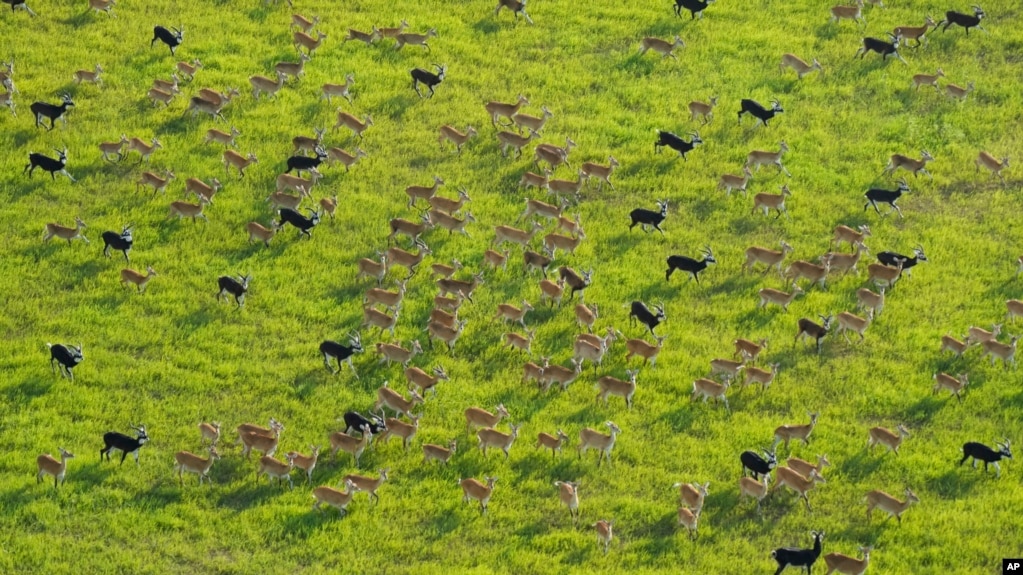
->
[1,0,1022,573]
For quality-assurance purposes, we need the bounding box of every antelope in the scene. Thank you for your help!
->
[519,169,550,191]
[328,424,373,467]
[494,221,543,248]
[36,447,74,489]
[718,166,753,197]
[484,248,510,271]
[830,0,864,24]
[183,95,227,120]
[773,412,820,450]
[832,224,871,252]
[406,365,449,396]
[185,177,222,204]
[534,137,577,171]
[856,287,885,317]
[940,334,969,357]
[575,303,598,333]
[743,363,780,392]
[752,184,794,218]
[786,255,832,289]
[176,59,202,80]
[933,372,968,403]
[173,446,220,485]
[386,236,433,269]
[538,277,566,308]
[743,241,794,276]
[787,455,831,480]
[774,467,826,511]
[780,54,823,78]
[539,358,582,391]
[547,169,587,203]
[234,419,282,447]
[758,285,804,311]
[676,507,700,540]
[868,424,910,455]
[427,319,467,352]
[835,309,873,342]
[580,155,619,191]
[344,26,380,45]
[193,422,219,449]
[865,488,920,523]
[1008,299,1023,323]
[734,338,768,364]
[596,369,639,408]
[867,259,904,289]
[671,481,709,514]
[277,172,321,198]
[43,216,89,245]
[294,30,327,55]
[576,326,618,356]
[378,19,409,38]
[365,279,408,311]
[945,81,975,101]
[512,106,554,136]
[465,404,510,436]
[430,209,475,236]
[387,213,432,245]
[291,13,320,33]
[274,53,310,82]
[126,137,162,164]
[625,335,666,367]
[639,35,686,59]
[375,340,422,368]
[966,323,1002,346]
[537,429,570,459]
[88,0,115,16]
[496,128,538,158]
[709,358,745,383]
[334,112,373,139]
[459,476,497,514]
[357,253,387,285]
[342,468,391,503]
[147,87,175,107]
[823,547,872,575]
[796,315,834,354]
[250,71,286,100]
[688,96,718,124]
[477,422,523,459]
[485,94,529,127]
[524,247,554,277]
[895,15,938,47]
[883,150,934,179]
[374,383,424,419]
[322,73,356,105]
[120,266,158,293]
[746,141,791,176]
[543,232,584,257]
[98,134,129,162]
[256,453,296,489]
[523,359,545,387]
[982,335,1019,369]
[423,440,457,465]
[292,127,326,156]
[137,170,176,195]
[579,421,622,467]
[912,68,945,91]
[503,329,535,356]
[554,481,580,523]
[311,480,357,516]
[204,126,241,148]
[223,150,258,178]
[739,473,771,512]
[380,415,420,451]
[594,520,614,554]
[395,28,438,51]
[521,197,567,222]
[495,300,533,328]
[691,378,730,412]
[438,124,478,154]
[976,151,1009,184]
[433,293,464,314]
[195,87,238,108]
[326,146,367,172]
[266,191,302,212]
[240,425,282,461]
[405,175,445,208]
[362,305,399,339]
[72,64,103,85]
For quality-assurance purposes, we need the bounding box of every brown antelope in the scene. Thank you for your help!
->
[36,447,74,489]
[437,271,485,302]
[830,0,864,24]
[344,26,380,45]
[535,137,577,171]
[773,412,820,450]
[825,243,868,277]
[385,241,432,277]
[982,335,1019,369]
[537,430,569,459]
[342,468,391,503]
[169,197,210,223]
[374,383,424,419]
[539,277,566,308]
[503,329,535,356]
[321,73,356,105]
[710,358,745,382]
[291,127,326,157]
[692,378,730,412]
[319,195,339,220]
[576,326,619,356]
[512,105,554,136]
[574,303,599,333]
[276,171,321,197]
[856,287,885,317]
[150,75,178,94]
[362,305,399,339]
[547,169,587,203]
[734,338,768,364]
[334,111,373,139]
[294,30,328,55]
[524,247,555,277]
[752,184,794,218]
[495,300,533,328]
[378,19,409,38]
[832,224,871,252]
[137,169,175,194]
[375,340,422,368]
[1007,299,1023,323]
[780,54,823,79]
[256,453,296,489]
[743,363,780,392]
[266,191,302,212]
[311,479,357,515]
[786,255,832,289]
[520,197,566,223]
[540,358,582,391]
[465,404,510,435]
[594,519,614,554]
[787,454,831,479]
[72,64,103,85]
[204,126,241,148]
[597,369,639,409]
[580,155,619,191]
[328,424,373,467]
[940,334,969,357]
[523,359,545,387]
[579,421,621,467]
[88,0,115,16]
[356,253,388,285]
[234,418,283,447]
[912,68,945,91]
[496,128,538,159]
[429,209,476,236]
[933,372,968,403]
[176,58,202,80]
[172,446,220,485]
[867,259,904,289]
[823,547,872,575]
[743,241,794,276]
[672,481,709,513]
[718,166,754,197]
[195,86,238,108]
[484,248,510,272]
[739,474,771,512]
[459,476,497,514]
[325,147,366,173]
[438,124,477,154]
[625,335,666,367]
[291,13,320,33]
[223,150,258,178]
[639,35,686,59]
[43,216,89,245]
[120,266,158,293]
[834,308,872,342]
[945,81,974,101]
[185,177,222,204]
[543,232,584,257]
[365,280,408,312]
[494,221,543,249]
[868,424,910,455]
[406,365,449,396]
[395,28,438,51]
[688,96,718,124]
[98,134,129,162]
[405,175,445,208]
[865,488,920,523]
[423,440,457,465]
[427,319,466,352]
[147,87,175,107]
[387,213,433,245]
[286,446,319,484]
[274,53,310,82]
[381,415,420,451]
[429,187,472,215]
[883,150,934,179]
[429,307,458,329]
[677,507,700,540]
[240,425,282,460]
[519,169,551,191]
[774,467,826,511]
[249,71,286,100]
[485,94,529,127]
[477,422,523,459]
[895,16,937,47]
[966,323,1002,346]
[551,481,581,523]
[184,95,228,120]
[976,151,1009,184]
[746,141,791,176]
[758,285,804,311]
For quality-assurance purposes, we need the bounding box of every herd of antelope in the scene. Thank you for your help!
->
[10,0,1020,569]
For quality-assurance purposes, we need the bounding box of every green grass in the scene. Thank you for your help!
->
[1,0,1022,573]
